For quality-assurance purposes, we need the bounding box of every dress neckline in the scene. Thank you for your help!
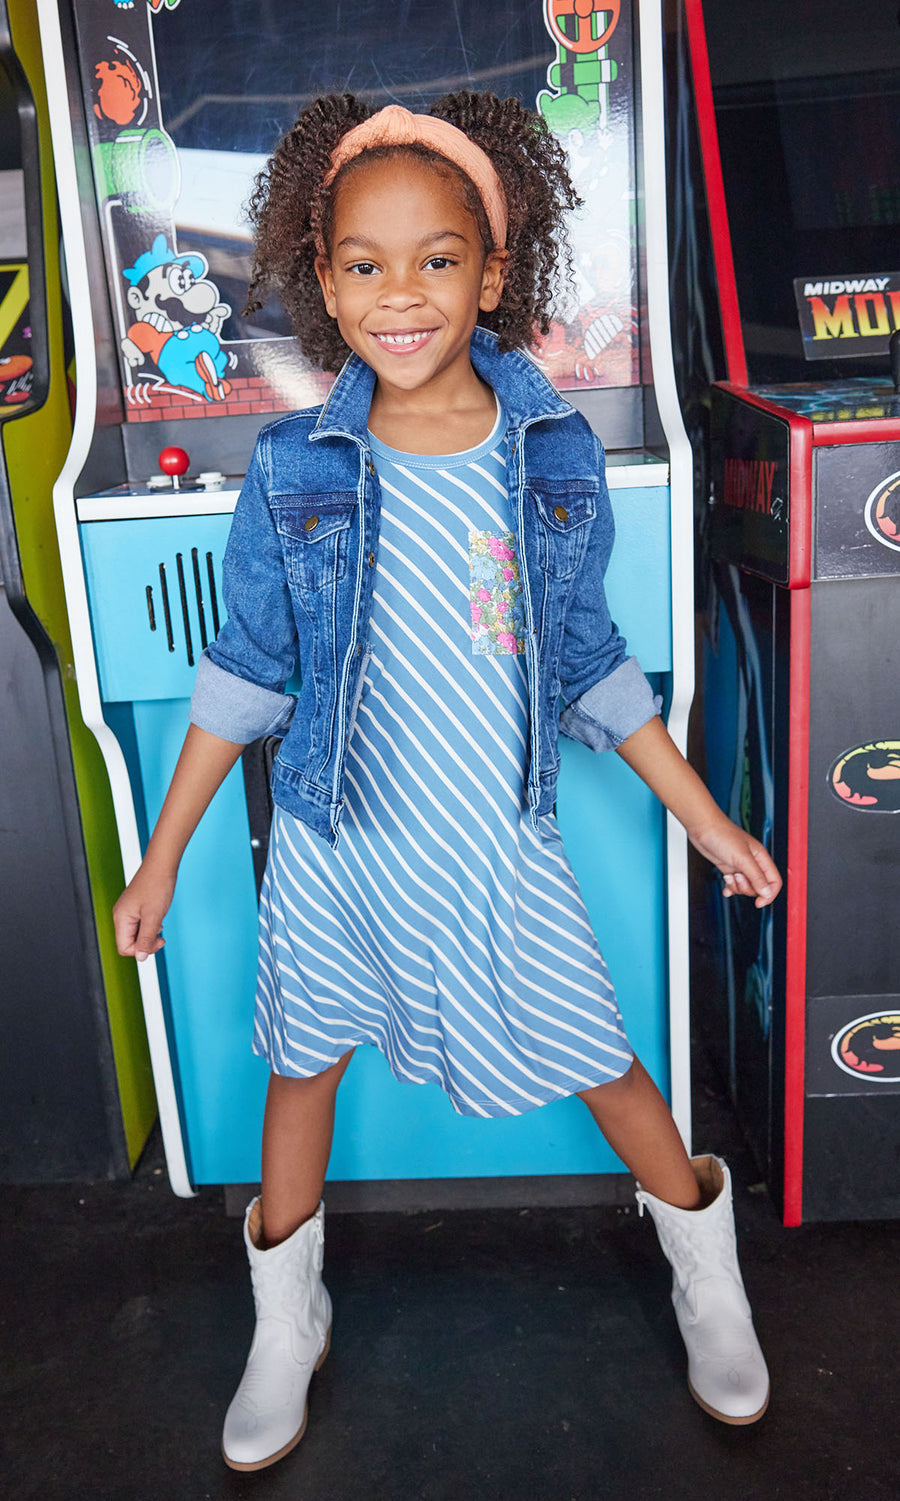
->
[367,398,505,470]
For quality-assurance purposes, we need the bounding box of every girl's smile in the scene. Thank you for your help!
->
[370,330,438,349]
[315,155,507,411]
[370,328,437,352]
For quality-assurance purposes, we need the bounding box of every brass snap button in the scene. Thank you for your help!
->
[553,504,568,523]
[368,551,376,566]
[304,515,319,532]
[368,459,376,476]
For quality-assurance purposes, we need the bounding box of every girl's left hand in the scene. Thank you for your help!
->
[687,813,782,908]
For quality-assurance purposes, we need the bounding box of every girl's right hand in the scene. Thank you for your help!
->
[113,862,177,962]
[111,723,246,963]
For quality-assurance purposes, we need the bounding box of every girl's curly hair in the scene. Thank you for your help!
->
[244,91,581,372]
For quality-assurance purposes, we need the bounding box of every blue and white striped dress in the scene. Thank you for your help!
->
[253,408,633,1116]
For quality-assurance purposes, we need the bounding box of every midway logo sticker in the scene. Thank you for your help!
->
[793,272,900,360]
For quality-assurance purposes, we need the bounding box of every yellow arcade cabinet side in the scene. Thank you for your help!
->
[0,0,155,1180]
[38,0,692,1201]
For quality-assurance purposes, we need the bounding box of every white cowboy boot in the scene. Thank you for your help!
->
[635,1155,770,1424]
[222,1197,332,1471]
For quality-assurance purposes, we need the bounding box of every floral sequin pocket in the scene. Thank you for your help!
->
[468,530,526,655]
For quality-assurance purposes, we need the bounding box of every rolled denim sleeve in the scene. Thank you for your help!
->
[188,431,299,743]
[559,655,662,752]
[190,653,296,743]
[557,435,662,752]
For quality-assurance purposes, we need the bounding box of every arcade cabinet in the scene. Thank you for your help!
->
[0,0,154,1180]
[37,0,693,1201]
[674,0,900,1222]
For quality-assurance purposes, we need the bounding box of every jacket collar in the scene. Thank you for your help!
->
[312,325,574,444]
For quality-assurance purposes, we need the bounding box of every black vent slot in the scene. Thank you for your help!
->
[175,553,194,667]
[158,563,175,652]
[206,551,220,636]
[191,548,208,650]
[146,547,223,667]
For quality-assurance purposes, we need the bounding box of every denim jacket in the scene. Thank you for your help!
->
[190,326,660,846]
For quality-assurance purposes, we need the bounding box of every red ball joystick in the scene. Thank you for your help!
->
[158,446,190,489]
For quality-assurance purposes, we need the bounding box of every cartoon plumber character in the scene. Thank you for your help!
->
[121,233,236,401]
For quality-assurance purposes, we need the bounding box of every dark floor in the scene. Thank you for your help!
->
[3,1054,899,1501]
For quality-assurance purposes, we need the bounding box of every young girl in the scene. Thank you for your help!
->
[114,92,781,1471]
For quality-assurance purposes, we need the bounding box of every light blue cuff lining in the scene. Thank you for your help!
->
[559,655,662,753]
[189,652,296,744]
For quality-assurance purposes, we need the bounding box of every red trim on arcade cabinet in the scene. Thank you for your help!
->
[812,417,900,446]
[783,585,811,1226]
[716,383,813,587]
[683,0,748,385]
[788,418,812,591]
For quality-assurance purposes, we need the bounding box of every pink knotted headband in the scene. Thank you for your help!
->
[317,105,508,253]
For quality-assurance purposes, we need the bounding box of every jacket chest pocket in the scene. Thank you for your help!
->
[273,492,357,594]
[527,484,597,580]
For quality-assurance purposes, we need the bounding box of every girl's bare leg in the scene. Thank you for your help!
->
[259,1050,355,1246]
[578,1056,701,1209]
